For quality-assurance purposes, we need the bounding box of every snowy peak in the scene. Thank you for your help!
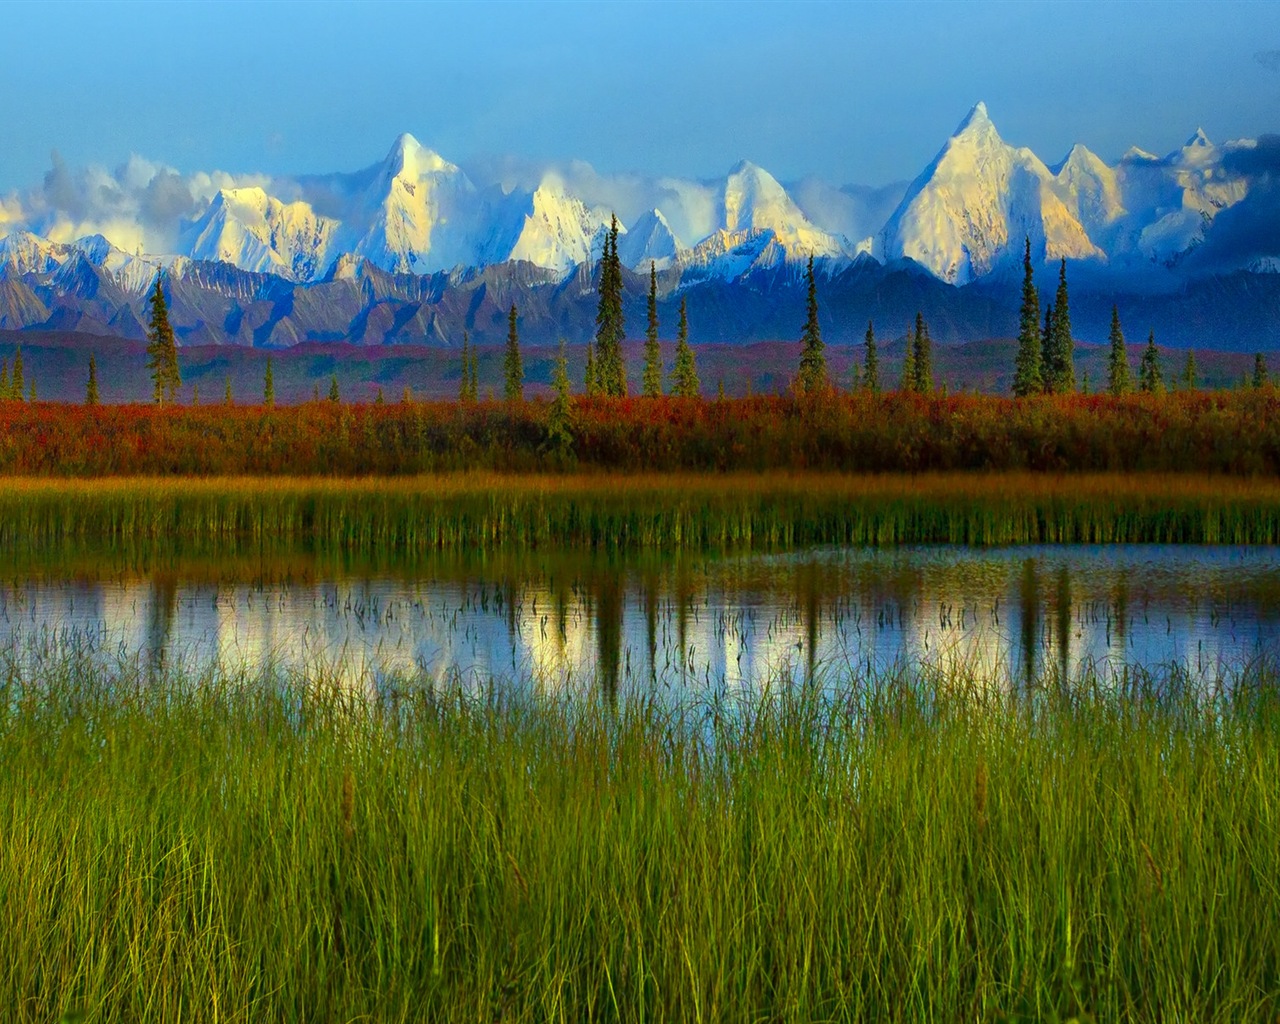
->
[1185,127,1213,150]
[718,160,846,259]
[381,132,456,180]
[500,183,611,275]
[953,101,997,140]
[181,187,339,281]
[618,209,684,270]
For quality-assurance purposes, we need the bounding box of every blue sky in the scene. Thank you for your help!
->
[2,0,1279,191]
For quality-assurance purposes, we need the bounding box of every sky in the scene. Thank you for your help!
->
[1,0,1279,193]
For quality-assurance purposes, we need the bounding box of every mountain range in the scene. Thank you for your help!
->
[1,104,1277,353]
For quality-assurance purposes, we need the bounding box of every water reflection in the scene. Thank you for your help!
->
[2,545,1278,700]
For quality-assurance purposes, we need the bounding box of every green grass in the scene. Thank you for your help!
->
[1,649,1277,1022]
[4,472,1280,563]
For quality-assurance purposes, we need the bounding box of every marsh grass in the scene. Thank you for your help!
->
[3,472,1280,560]
[1,649,1277,1022]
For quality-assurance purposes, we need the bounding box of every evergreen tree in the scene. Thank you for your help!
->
[671,297,699,398]
[375,387,385,405]
[911,311,933,393]
[1081,369,1090,395]
[1039,303,1055,391]
[1011,237,1043,396]
[11,347,24,403]
[459,333,474,403]
[900,324,916,392]
[850,357,862,392]
[86,353,99,407]
[328,374,341,403]
[264,356,275,407]
[504,303,524,401]
[545,339,574,458]
[1254,352,1270,389]
[584,342,598,396]
[0,361,9,401]
[1046,259,1075,393]
[225,376,233,406]
[28,378,36,403]
[1181,350,1198,391]
[795,256,827,394]
[1107,305,1131,396]
[145,273,181,404]
[593,216,627,396]
[1139,331,1163,393]
[642,261,662,398]
[192,384,199,405]
[863,321,880,393]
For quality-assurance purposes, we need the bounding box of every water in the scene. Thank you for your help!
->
[3,545,1279,699]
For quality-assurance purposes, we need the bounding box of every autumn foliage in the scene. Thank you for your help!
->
[2,390,1280,476]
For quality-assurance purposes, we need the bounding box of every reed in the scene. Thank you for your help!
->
[0,650,1277,1022]
[3,472,1280,557]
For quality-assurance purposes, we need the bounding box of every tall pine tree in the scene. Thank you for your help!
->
[863,321,880,393]
[1040,303,1056,390]
[1181,350,1198,391]
[900,323,916,392]
[11,347,24,403]
[1107,305,1131,396]
[0,362,9,401]
[1254,352,1270,389]
[671,297,699,398]
[504,303,524,401]
[545,339,574,458]
[1139,331,1163,393]
[795,256,827,394]
[1046,259,1075,393]
[584,342,598,396]
[1012,237,1043,396]
[146,273,181,404]
[911,311,933,393]
[264,356,275,407]
[86,353,99,406]
[593,216,627,396]
[642,261,662,398]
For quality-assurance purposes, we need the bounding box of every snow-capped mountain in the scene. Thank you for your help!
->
[181,187,339,281]
[617,209,684,270]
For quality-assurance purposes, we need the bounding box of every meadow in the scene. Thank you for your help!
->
[1,650,1276,1023]
[3,389,1280,475]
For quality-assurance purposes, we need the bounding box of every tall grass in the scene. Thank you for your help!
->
[1,649,1277,1022]
[3,472,1280,559]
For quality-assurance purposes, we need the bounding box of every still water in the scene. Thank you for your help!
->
[4,546,1279,698]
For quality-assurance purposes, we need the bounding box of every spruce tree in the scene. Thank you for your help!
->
[545,339,574,458]
[1254,353,1270,389]
[900,324,916,392]
[11,347,24,403]
[795,256,827,394]
[1181,350,1198,391]
[911,311,933,393]
[467,332,479,401]
[1107,305,1131,396]
[863,321,880,393]
[264,356,275,407]
[225,376,233,406]
[671,297,699,398]
[28,378,36,403]
[1047,259,1075,393]
[594,216,627,397]
[192,384,199,405]
[0,361,9,401]
[145,273,181,404]
[1012,237,1043,396]
[1040,303,1056,392]
[459,333,473,403]
[328,374,341,403]
[86,353,99,406]
[642,261,662,398]
[1139,331,1163,393]
[503,303,524,401]
[584,342,597,396]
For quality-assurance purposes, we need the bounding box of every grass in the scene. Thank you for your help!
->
[0,649,1277,1022]
[4,472,1280,562]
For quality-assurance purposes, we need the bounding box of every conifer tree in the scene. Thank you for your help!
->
[1040,303,1055,390]
[1046,259,1075,393]
[375,387,385,405]
[900,324,916,392]
[193,384,200,405]
[545,339,574,458]
[459,333,473,403]
[1107,305,1131,396]
[1012,238,1043,397]
[28,378,36,403]
[504,303,523,401]
[86,353,99,406]
[11,347,24,403]
[584,342,597,396]
[225,376,233,406]
[642,261,662,398]
[328,374,341,403]
[0,361,9,401]
[911,311,933,393]
[145,273,181,404]
[1254,352,1270,389]
[1181,349,1198,391]
[671,297,699,398]
[863,321,880,393]
[593,216,627,396]
[1139,331,1163,393]
[264,356,275,407]
[795,256,827,394]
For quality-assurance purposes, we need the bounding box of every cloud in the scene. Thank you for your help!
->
[1222,133,1280,179]
[1189,136,1280,269]
[1256,49,1280,72]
